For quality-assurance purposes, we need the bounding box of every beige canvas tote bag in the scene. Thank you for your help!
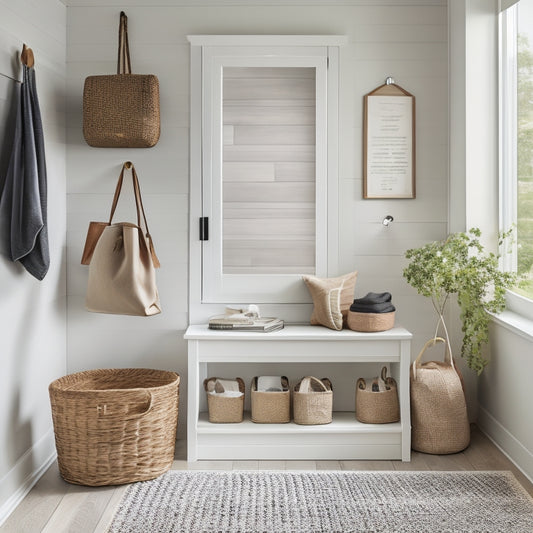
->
[410,337,470,454]
[85,162,161,316]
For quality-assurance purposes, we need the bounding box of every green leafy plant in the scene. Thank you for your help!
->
[403,228,516,375]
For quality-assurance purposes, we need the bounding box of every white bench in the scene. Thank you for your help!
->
[185,324,412,462]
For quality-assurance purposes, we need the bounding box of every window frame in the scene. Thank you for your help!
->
[499,4,533,319]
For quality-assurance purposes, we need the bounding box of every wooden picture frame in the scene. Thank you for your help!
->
[363,79,415,199]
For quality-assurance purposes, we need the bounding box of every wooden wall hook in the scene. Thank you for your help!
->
[21,44,35,68]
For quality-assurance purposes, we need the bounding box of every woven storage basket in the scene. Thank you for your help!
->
[293,377,333,425]
[347,311,395,332]
[355,367,399,424]
[49,368,179,486]
[204,377,245,423]
[251,376,290,424]
[411,337,470,454]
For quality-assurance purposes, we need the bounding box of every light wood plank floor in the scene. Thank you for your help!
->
[1,426,531,533]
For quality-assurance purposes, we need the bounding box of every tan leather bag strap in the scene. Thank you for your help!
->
[107,162,160,268]
[117,11,132,74]
[131,164,160,268]
[412,337,454,380]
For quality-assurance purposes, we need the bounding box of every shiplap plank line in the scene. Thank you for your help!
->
[232,126,315,146]
[66,6,447,48]
[224,162,276,181]
[224,183,315,203]
[223,219,314,235]
[64,1,446,7]
[224,145,315,162]
[224,208,315,218]
[224,106,316,126]
[225,67,315,79]
[224,78,315,101]
[224,248,315,268]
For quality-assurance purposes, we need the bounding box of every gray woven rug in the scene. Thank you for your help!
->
[108,470,533,533]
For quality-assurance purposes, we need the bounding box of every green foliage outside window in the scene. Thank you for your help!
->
[517,33,533,297]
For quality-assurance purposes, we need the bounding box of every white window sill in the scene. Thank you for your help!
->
[491,310,533,343]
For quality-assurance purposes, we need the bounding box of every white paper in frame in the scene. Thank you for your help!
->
[363,81,416,199]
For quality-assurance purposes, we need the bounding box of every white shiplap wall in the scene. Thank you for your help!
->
[65,1,449,437]
[0,0,66,523]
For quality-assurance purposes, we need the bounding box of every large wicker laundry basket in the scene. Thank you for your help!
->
[49,368,179,486]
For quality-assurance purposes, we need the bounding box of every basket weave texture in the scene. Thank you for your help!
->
[83,74,160,148]
[251,376,290,424]
[410,338,470,454]
[347,311,395,332]
[293,377,333,425]
[49,368,179,486]
[204,377,245,423]
[355,368,399,424]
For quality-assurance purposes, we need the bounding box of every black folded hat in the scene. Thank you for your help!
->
[350,301,396,314]
[352,292,392,305]
[350,292,395,314]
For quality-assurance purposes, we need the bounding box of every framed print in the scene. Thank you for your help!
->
[363,79,415,199]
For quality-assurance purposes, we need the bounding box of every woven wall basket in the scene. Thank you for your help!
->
[82,12,160,148]
[293,376,333,425]
[410,337,470,454]
[251,376,291,424]
[49,368,179,486]
[355,367,399,424]
[204,377,245,423]
[347,311,395,332]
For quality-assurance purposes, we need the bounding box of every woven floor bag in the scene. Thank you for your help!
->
[83,11,160,148]
[410,337,470,454]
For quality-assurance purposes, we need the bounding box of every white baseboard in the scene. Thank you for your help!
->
[478,406,533,484]
[0,429,57,527]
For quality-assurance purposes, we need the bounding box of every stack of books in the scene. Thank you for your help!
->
[208,315,284,332]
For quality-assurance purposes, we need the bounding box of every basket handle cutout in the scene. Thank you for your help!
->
[96,390,153,420]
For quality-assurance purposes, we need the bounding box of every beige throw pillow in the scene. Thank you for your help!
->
[302,271,358,330]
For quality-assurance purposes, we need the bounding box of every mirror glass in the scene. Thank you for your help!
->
[222,66,317,275]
